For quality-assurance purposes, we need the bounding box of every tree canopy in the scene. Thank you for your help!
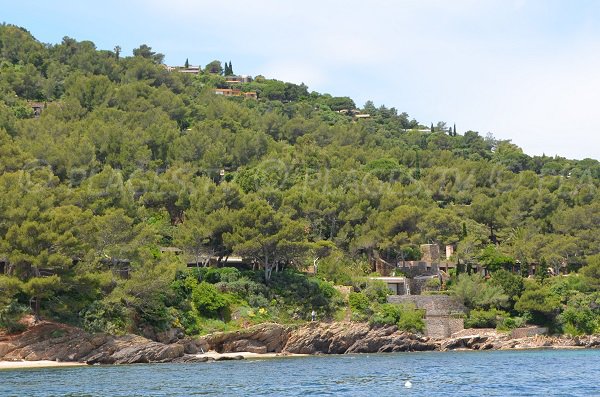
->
[0,23,598,336]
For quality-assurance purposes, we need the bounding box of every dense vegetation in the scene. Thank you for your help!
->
[0,24,599,336]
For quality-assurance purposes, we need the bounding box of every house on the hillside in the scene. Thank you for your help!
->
[214,88,238,96]
[337,109,371,119]
[163,65,200,74]
[375,244,456,277]
[225,75,252,83]
[160,247,183,255]
[369,276,410,295]
[213,88,257,99]
[100,258,132,279]
[28,101,46,118]
[186,255,251,269]
[178,66,200,74]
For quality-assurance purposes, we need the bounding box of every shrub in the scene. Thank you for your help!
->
[497,315,529,331]
[490,269,524,308]
[559,306,598,335]
[203,268,222,284]
[192,282,229,318]
[465,308,508,328]
[268,271,341,317]
[424,278,441,292]
[371,303,403,326]
[218,267,242,283]
[349,292,371,321]
[363,280,391,304]
[368,303,425,333]
[396,305,425,333]
[0,300,28,334]
[178,309,202,335]
[80,301,128,334]
[218,277,268,305]
[450,273,508,310]
[316,252,355,285]
[514,281,561,325]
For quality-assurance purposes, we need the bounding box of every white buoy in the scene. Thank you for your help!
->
[404,380,412,389]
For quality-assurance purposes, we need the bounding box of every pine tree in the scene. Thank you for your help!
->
[185,58,189,68]
[414,151,421,179]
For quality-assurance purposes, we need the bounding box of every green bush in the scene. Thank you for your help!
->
[80,301,128,334]
[363,280,391,304]
[192,282,230,318]
[465,308,508,328]
[349,292,370,312]
[559,306,598,335]
[450,273,508,310]
[203,268,223,284]
[423,278,441,292]
[178,308,202,335]
[217,277,268,306]
[218,267,242,283]
[497,315,529,330]
[316,252,355,285]
[515,281,561,325]
[268,271,341,317]
[349,292,371,321]
[0,300,29,334]
[396,305,425,333]
[490,269,524,308]
[370,303,403,326]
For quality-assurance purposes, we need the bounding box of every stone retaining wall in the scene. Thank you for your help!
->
[510,327,548,339]
[388,295,466,338]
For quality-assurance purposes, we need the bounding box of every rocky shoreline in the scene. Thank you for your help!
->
[1,321,600,367]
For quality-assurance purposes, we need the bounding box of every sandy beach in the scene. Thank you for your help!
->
[0,352,305,370]
[0,360,85,370]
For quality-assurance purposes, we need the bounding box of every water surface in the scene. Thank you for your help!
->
[1,349,599,396]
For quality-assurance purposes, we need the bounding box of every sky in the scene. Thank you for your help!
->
[2,0,599,160]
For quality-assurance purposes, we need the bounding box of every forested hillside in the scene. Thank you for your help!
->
[1,24,599,336]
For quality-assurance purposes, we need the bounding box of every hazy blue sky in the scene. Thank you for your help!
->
[2,0,599,160]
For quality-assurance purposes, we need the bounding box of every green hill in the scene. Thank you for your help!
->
[0,23,599,336]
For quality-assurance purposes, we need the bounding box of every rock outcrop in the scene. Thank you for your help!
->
[3,320,600,366]
[0,321,190,364]
[197,323,291,354]
[196,322,437,355]
[282,322,437,354]
[439,329,600,351]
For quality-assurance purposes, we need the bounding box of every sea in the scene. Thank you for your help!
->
[1,349,599,396]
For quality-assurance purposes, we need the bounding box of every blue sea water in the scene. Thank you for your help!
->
[1,349,599,396]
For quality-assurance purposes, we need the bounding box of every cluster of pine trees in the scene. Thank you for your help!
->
[0,24,599,335]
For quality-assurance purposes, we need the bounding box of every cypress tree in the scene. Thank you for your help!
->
[184,58,189,68]
[430,123,434,133]
[453,123,457,136]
